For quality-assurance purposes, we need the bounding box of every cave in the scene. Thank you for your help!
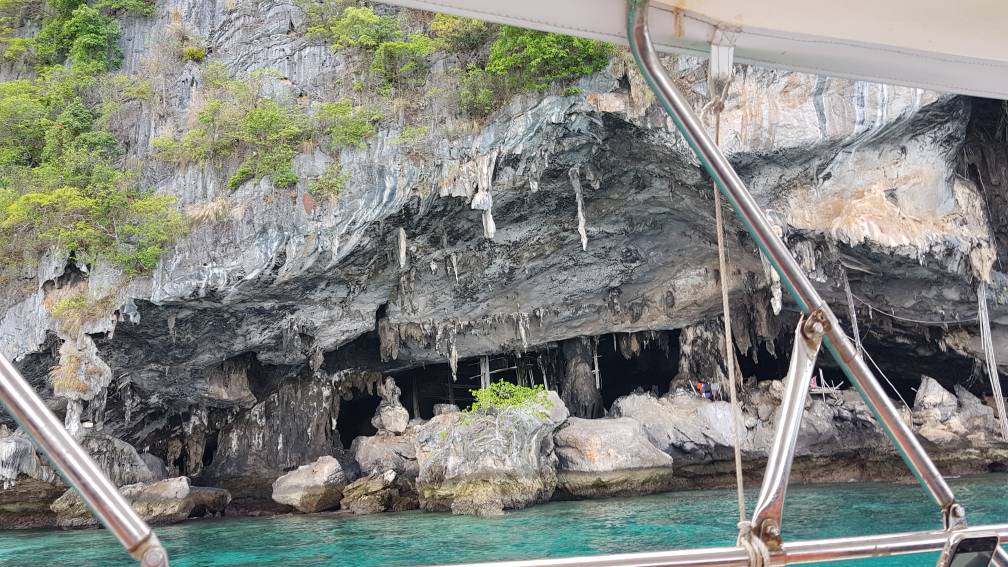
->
[337,393,381,449]
[596,332,678,409]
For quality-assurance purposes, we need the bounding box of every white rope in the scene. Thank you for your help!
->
[705,57,746,526]
[736,520,771,567]
[841,268,862,356]
[850,292,977,325]
[978,283,1008,441]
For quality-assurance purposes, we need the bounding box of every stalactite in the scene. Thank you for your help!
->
[397,227,407,270]
[569,167,588,251]
[480,356,490,389]
[559,337,602,418]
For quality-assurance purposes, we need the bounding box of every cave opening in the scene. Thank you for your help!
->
[337,392,380,449]
[596,332,678,410]
[736,340,790,383]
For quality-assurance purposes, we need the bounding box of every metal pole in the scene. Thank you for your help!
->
[434,524,1008,567]
[0,354,168,566]
[626,0,959,523]
[749,316,823,548]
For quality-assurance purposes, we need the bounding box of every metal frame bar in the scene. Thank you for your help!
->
[0,354,168,567]
[439,524,1008,567]
[626,0,961,529]
[749,315,824,549]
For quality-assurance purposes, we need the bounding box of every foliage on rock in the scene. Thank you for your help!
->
[465,381,551,415]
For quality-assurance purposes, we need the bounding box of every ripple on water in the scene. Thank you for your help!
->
[0,474,1005,567]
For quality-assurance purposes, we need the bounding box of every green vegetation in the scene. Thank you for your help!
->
[0,0,182,277]
[93,0,154,17]
[465,381,551,415]
[485,26,612,91]
[391,125,427,145]
[326,5,399,49]
[315,98,381,148]
[430,13,488,52]
[181,45,205,62]
[155,65,378,191]
[457,26,613,117]
[308,163,347,199]
[370,33,434,86]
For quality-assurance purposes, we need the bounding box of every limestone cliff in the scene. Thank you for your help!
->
[1,0,1007,522]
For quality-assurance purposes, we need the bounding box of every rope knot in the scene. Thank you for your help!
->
[736,520,771,567]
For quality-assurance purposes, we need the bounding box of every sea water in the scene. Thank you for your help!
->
[0,474,1005,566]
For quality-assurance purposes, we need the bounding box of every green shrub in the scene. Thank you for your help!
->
[458,65,507,117]
[370,33,434,86]
[93,0,154,17]
[430,13,489,53]
[486,26,612,91]
[34,3,120,71]
[308,163,346,199]
[465,381,551,415]
[181,45,206,62]
[314,99,380,148]
[0,80,48,167]
[328,6,399,49]
[392,125,426,145]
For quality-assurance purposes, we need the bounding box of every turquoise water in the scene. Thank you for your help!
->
[0,475,1005,566]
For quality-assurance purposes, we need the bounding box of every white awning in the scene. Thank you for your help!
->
[382,0,1008,100]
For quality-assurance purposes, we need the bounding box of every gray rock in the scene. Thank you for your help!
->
[554,417,675,498]
[371,377,410,435]
[52,477,229,528]
[140,453,169,481]
[914,376,958,424]
[433,404,459,416]
[350,430,418,478]
[415,396,561,516]
[271,456,349,513]
[340,470,417,515]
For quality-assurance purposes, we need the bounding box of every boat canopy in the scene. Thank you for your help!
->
[384,0,1008,100]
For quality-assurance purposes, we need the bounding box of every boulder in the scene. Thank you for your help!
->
[554,417,675,498]
[372,377,410,434]
[51,477,229,528]
[78,433,154,486]
[433,404,459,416]
[271,456,350,513]
[340,470,417,515]
[913,376,958,424]
[350,430,418,478]
[140,453,169,481]
[610,392,742,463]
[415,393,564,516]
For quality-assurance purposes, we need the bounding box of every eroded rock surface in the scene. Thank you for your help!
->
[51,477,229,529]
[271,456,351,513]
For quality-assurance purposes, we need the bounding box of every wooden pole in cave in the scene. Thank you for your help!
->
[412,375,420,419]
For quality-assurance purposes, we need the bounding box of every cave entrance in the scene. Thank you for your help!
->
[337,392,380,449]
[596,332,679,410]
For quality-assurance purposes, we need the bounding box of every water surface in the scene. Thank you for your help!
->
[1,474,1005,566]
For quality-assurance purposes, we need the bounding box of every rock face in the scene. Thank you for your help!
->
[913,377,1003,448]
[611,392,745,463]
[1,0,1007,524]
[340,470,417,515]
[554,417,675,498]
[271,456,351,513]
[51,477,229,529]
[371,377,410,435]
[415,395,569,516]
[350,429,419,478]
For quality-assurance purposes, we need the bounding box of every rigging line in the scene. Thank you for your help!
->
[849,292,978,325]
[711,99,746,525]
[858,339,912,411]
[841,267,863,356]
[979,283,1008,441]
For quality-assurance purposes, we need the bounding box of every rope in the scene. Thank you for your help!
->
[978,283,1008,441]
[850,292,977,326]
[708,75,746,526]
[737,520,771,567]
[841,268,862,356]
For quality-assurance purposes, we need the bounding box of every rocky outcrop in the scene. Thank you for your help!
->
[371,377,410,435]
[913,377,1003,448]
[271,456,352,513]
[554,417,675,498]
[51,477,229,529]
[340,470,417,515]
[414,392,568,516]
[350,429,418,478]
